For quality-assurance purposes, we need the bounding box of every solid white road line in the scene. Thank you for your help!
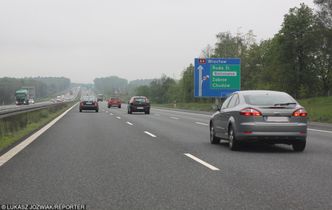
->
[195,122,209,126]
[308,128,332,134]
[126,122,133,126]
[170,116,179,120]
[184,153,220,171]
[144,131,157,138]
[0,102,78,167]
[109,113,114,115]
[116,116,121,119]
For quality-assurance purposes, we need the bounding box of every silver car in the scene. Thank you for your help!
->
[210,90,308,152]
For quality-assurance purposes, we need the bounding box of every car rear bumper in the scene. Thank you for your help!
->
[236,122,307,143]
[130,106,150,112]
[80,105,98,110]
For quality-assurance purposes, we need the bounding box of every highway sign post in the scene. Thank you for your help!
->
[194,58,241,97]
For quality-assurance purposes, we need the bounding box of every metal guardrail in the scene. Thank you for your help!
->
[0,102,71,119]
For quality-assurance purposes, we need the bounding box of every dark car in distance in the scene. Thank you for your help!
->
[127,96,150,114]
[79,96,99,112]
[210,90,308,152]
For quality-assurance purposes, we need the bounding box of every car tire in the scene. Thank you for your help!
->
[96,109,99,112]
[79,109,82,112]
[118,105,121,108]
[292,141,306,152]
[108,105,110,108]
[228,126,240,151]
[210,124,220,144]
[145,109,150,114]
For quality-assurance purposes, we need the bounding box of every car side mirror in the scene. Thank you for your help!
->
[212,104,221,111]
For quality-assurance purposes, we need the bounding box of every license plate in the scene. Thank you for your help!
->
[137,107,144,110]
[266,116,289,122]
[86,102,92,105]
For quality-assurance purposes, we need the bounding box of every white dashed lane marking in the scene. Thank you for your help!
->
[195,122,209,126]
[170,117,179,120]
[144,131,157,138]
[184,153,220,171]
[126,122,133,126]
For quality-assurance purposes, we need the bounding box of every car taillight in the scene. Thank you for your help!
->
[240,108,262,116]
[292,108,307,117]
[94,102,98,106]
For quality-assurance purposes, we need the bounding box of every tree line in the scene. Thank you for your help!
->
[93,76,153,99]
[0,77,71,105]
[133,2,332,103]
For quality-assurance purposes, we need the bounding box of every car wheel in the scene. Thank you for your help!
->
[118,105,121,108]
[145,109,150,114]
[108,105,110,108]
[210,124,220,144]
[79,109,82,112]
[228,126,239,151]
[96,109,99,112]
[292,141,306,152]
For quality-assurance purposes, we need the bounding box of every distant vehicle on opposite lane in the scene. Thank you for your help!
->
[28,98,35,104]
[108,97,121,108]
[97,94,104,102]
[15,89,30,105]
[56,96,64,103]
[127,96,150,114]
[80,96,99,112]
[209,90,308,152]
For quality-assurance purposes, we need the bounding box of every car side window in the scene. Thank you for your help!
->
[228,94,239,108]
[221,95,233,109]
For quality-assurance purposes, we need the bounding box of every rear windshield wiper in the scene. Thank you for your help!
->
[274,102,296,106]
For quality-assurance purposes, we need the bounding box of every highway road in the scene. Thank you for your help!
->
[1,102,332,209]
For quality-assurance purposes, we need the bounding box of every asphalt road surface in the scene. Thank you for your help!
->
[0,102,332,209]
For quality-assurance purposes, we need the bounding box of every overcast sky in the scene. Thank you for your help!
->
[0,0,315,83]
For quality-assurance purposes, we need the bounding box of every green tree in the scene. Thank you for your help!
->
[94,76,128,97]
[179,64,194,103]
[314,0,332,96]
[277,4,319,98]
[314,0,332,27]
[135,85,150,97]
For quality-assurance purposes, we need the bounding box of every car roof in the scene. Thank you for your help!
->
[132,96,147,98]
[232,90,289,95]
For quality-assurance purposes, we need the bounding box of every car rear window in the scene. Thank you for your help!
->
[243,92,296,106]
[134,98,146,102]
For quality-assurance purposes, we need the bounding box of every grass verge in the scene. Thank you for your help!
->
[0,102,75,150]
[299,96,332,123]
